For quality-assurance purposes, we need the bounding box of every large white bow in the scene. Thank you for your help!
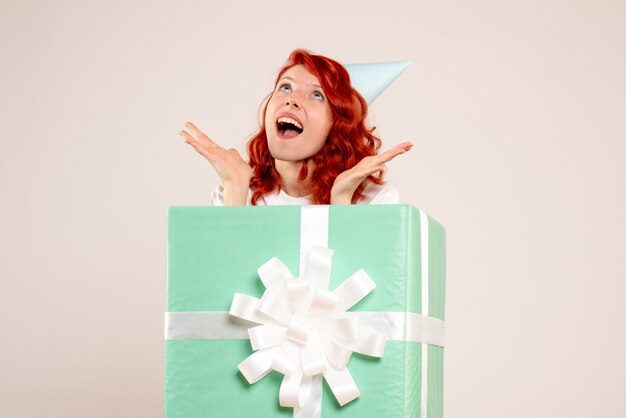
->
[228,245,386,408]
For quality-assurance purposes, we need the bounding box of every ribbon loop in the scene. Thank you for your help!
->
[351,328,386,357]
[280,372,313,408]
[333,269,376,313]
[323,367,360,407]
[272,340,301,375]
[280,372,303,407]
[258,257,293,287]
[286,278,313,313]
[320,335,353,370]
[330,316,361,340]
[309,288,338,314]
[286,315,313,345]
[258,287,292,325]
[300,333,327,376]
[249,324,286,351]
[229,294,265,324]
[238,346,280,384]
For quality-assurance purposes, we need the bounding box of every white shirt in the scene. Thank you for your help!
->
[210,181,399,206]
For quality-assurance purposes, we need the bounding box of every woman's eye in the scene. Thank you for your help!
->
[312,91,325,101]
[278,83,291,92]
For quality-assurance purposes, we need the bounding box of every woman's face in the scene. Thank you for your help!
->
[264,64,333,163]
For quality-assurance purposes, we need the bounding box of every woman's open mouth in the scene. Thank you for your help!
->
[276,116,304,139]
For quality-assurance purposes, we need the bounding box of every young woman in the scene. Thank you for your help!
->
[180,49,412,206]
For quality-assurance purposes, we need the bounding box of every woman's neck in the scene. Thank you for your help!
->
[275,159,313,197]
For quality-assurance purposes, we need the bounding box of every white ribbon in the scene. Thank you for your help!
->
[420,208,430,418]
[229,246,385,408]
[165,311,444,346]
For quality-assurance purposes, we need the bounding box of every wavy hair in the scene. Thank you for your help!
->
[247,49,385,205]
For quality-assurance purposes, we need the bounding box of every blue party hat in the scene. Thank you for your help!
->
[345,61,411,104]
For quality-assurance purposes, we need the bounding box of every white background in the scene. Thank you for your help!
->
[1,0,625,416]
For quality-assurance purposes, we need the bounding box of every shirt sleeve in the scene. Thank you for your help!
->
[210,184,253,206]
[210,185,224,206]
[365,182,400,204]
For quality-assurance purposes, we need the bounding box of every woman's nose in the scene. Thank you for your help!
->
[285,98,300,109]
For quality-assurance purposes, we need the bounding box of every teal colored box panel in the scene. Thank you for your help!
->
[165,205,446,417]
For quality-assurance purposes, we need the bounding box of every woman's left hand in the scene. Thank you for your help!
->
[330,141,413,204]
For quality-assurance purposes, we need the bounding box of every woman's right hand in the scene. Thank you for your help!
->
[180,121,253,205]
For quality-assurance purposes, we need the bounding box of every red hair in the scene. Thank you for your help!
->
[247,49,385,205]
